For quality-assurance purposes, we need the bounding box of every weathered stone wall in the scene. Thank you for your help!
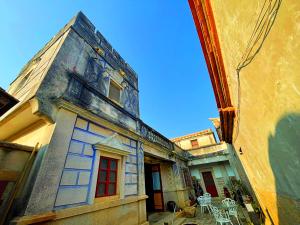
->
[2,12,190,224]
[8,12,139,132]
[190,161,236,198]
[210,1,300,224]
[160,162,183,208]
[25,109,77,215]
[187,142,227,157]
[54,116,139,209]
[174,131,216,150]
[8,32,68,104]
[36,17,139,130]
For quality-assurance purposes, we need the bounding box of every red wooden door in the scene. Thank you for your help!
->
[202,171,218,197]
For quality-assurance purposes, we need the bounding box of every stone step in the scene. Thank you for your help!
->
[173,217,186,225]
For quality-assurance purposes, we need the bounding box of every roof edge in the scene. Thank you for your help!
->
[188,0,235,143]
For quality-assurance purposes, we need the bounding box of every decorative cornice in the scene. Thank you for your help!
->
[170,129,213,142]
[55,99,191,160]
[93,133,131,156]
[67,71,139,120]
[188,0,235,143]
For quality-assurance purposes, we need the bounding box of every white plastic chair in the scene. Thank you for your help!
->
[222,198,240,225]
[222,198,232,207]
[197,196,211,214]
[227,199,240,225]
[203,192,212,199]
[211,206,233,225]
[205,193,212,213]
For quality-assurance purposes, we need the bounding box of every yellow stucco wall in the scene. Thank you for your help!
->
[209,1,300,224]
[5,120,54,147]
[174,133,216,150]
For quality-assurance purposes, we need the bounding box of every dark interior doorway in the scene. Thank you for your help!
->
[144,163,164,212]
[145,163,154,212]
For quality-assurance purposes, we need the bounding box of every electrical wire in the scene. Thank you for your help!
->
[233,0,282,143]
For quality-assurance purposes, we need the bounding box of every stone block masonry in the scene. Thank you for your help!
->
[54,116,138,209]
[124,139,138,197]
[72,12,138,89]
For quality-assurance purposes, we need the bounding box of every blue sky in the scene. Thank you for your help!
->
[0,0,218,139]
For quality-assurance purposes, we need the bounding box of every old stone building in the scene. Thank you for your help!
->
[171,129,240,198]
[0,12,192,224]
[189,0,300,224]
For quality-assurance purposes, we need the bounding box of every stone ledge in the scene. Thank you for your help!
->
[0,141,34,152]
[11,195,148,224]
[10,212,56,225]
[55,194,148,220]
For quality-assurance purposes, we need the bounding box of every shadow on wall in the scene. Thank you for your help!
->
[268,113,300,225]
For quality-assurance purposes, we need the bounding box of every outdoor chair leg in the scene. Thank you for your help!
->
[207,206,212,214]
[236,216,241,225]
[226,212,230,219]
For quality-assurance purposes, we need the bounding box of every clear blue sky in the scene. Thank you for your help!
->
[0,0,218,139]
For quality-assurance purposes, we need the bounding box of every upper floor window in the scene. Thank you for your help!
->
[108,80,122,104]
[95,157,118,197]
[190,139,199,148]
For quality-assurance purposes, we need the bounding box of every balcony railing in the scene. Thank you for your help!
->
[138,121,192,160]
[138,121,173,151]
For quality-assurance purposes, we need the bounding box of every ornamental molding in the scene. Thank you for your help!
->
[93,133,131,156]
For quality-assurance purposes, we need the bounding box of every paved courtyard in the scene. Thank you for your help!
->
[149,204,250,225]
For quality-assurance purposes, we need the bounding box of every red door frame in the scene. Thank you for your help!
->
[202,171,219,197]
[151,164,164,211]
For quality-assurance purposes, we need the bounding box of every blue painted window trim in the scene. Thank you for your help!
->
[125,172,137,175]
[125,162,137,165]
[86,146,96,202]
[59,184,89,188]
[55,201,87,210]
[73,127,106,139]
[122,143,137,149]
[76,116,138,145]
[124,194,138,197]
[64,168,91,172]
[67,152,94,159]
[125,183,138,185]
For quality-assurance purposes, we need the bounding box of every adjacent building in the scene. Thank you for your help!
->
[0,12,193,225]
[189,1,300,224]
[171,129,240,198]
